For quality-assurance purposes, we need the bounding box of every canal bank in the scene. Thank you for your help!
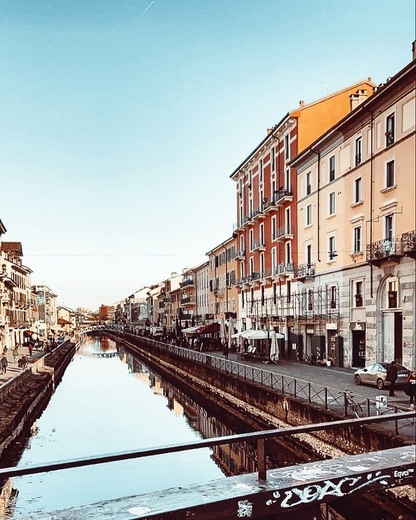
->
[102,330,415,518]
[0,340,76,463]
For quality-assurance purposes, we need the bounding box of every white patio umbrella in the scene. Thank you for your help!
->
[239,329,284,341]
[227,320,234,349]
[220,319,227,342]
[269,331,279,362]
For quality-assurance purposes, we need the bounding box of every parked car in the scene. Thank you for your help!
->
[354,362,410,389]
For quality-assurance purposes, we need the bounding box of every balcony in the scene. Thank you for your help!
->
[367,237,404,266]
[401,230,416,259]
[272,262,294,278]
[294,263,316,281]
[276,226,294,241]
[252,241,266,252]
[252,205,266,220]
[180,279,194,288]
[274,187,293,206]
[235,249,246,260]
[181,296,196,306]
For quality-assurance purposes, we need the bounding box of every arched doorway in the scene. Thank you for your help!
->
[379,275,403,363]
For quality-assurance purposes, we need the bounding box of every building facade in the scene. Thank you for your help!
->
[291,57,415,369]
[230,80,374,353]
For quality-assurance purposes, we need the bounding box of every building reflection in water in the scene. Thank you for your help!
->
[124,347,301,477]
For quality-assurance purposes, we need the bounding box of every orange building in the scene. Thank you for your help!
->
[230,80,374,351]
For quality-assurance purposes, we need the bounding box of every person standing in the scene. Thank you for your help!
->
[13,345,19,363]
[1,354,8,374]
[404,370,416,409]
[223,343,229,359]
[387,360,398,397]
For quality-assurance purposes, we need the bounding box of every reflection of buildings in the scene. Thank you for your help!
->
[0,478,18,519]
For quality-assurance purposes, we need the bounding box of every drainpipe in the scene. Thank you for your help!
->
[310,148,321,262]
[365,109,375,298]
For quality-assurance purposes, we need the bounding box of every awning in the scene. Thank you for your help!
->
[182,325,201,335]
[196,322,220,335]
[235,329,284,340]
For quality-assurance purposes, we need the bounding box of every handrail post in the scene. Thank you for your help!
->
[308,382,311,403]
[294,378,297,398]
[281,375,284,395]
[324,386,328,409]
[257,438,267,481]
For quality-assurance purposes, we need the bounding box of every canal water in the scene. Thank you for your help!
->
[7,335,225,517]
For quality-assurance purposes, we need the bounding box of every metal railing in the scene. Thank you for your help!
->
[120,334,415,436]
[0,412,414,483]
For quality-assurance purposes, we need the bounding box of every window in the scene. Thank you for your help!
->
[286,241,292,264]
[259,223,264,245]
[249,229,254,250]
[354,280,363,307]
[328,236,336,260]
[306,244,312,266]
[248,169,252,187]
[387,279,398,308]
[385,214,394,242]
[306,171,311,195]
[385,113,395,146]
[329,192,336,215]
[271,216,277,241]
[355,137,362,166]
[249,257,254,276]
[259,159,263,183]
[329,286,337,309]
[329,155,335,182]
[306,204,312,226]
[271,248,277,274]
[353,226,362,253]
[271,178,276,202]
[271,147,275,172]
[285,168,291,191]
[287,280,291,303]
[386,159,395,188]
[285,207,291,234]
[354,177,362,203]
[285,134,290,161]
[308,289,313,311]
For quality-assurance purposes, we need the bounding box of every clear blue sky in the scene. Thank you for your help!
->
[0,0,414,311]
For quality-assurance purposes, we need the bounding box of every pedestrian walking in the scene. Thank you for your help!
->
[223,343,229,359]
[1,354,8,374]
[404,370,416,409]
[13,345,19,363]
[386,360,398,397]
[28,342,33,356]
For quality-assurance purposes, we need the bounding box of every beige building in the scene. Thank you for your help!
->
[206,237,239,323]
[0,229,33,350]
[291,53,415,369]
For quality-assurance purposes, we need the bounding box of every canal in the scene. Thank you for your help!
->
[4,335,411,519]
[6,335,228,517]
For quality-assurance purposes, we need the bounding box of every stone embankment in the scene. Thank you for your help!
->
[0,341,76,462]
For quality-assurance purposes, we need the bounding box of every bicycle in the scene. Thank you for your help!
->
[341,389,365,418]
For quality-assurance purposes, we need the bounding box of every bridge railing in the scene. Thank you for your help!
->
[0,413,414,483]
[108,331,414,435]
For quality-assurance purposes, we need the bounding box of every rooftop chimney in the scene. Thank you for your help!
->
[349,89,368,111]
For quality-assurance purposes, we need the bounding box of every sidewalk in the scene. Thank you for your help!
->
[213,351,414,411]
[0,345,45,387]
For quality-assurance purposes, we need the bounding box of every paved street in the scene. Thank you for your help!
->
[211,351,415,411]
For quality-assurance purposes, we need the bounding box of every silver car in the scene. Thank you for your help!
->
[354,362,410,389]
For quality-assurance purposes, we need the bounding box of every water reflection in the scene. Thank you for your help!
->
[6,336,225,517]
[4,334,300,518]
